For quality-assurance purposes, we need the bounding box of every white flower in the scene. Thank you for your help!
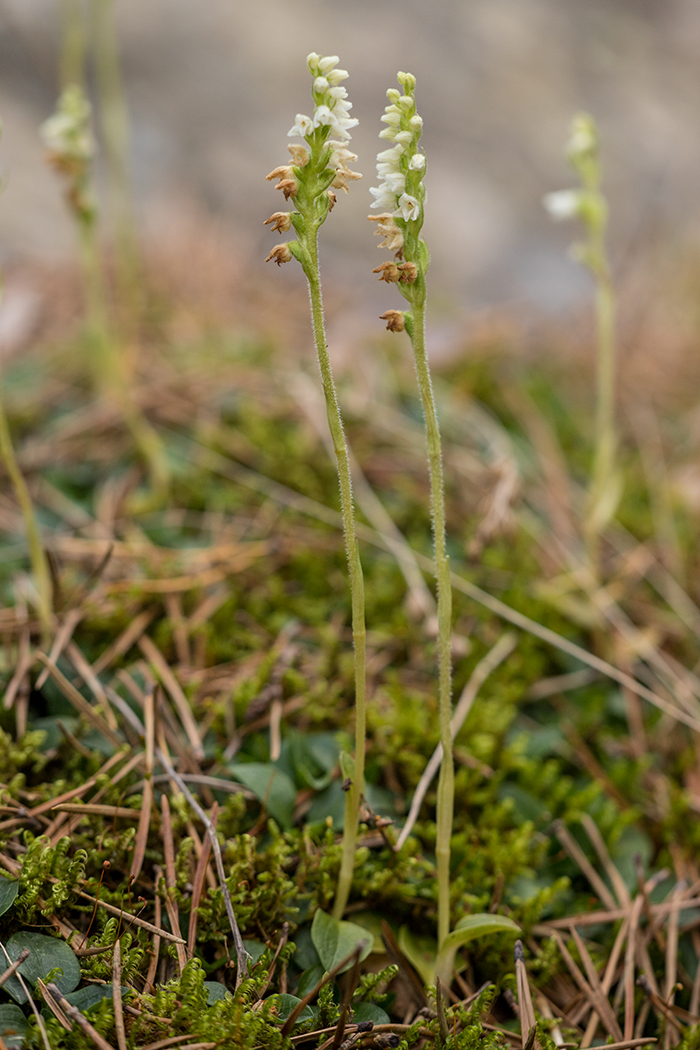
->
[317,55,340,73]
[409,154,426,171]
[543,189,581,220]
[326,68,349,86]
[369,184,398,210]
[396,193,420,221]
[313,77,329,93]
[314,105,335,128]
[393,131,413,146]
[288,113,314,138]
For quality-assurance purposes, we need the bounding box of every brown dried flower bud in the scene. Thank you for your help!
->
[332,168,363,193]
[265,243,293,265]
[373,261,401,283]
[398,262,418,283]
[265,164,292,182]
[287,143,310,166]
[379,310,405,333]
[275,178,298,200]
[264,211,292,233]
[327,189,337,211]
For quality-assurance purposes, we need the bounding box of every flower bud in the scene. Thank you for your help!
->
[265,243,293,265]
[373,261,401,283]
[398,262,418,283]
[264,211,292,233]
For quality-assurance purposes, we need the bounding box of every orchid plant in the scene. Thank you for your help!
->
[264,53,366,921]
[544,114,619,571]
[368,73,455,952]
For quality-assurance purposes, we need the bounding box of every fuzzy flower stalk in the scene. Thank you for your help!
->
[264,54,365,919]
[369,74,453,949]
[544,114,619,570]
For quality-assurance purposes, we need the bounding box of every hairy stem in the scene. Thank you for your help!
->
[305,243,366,920]
[408,285,453,949]
[586,264,616,570]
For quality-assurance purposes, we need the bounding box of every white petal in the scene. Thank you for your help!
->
[543,189,580,219]
[408,153,426,171]
[396,193,420,221]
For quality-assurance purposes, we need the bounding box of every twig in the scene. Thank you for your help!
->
[156,748,248,983]
[113,939,127,1050]
[159,799,188,973]
[0,948,29,989]
[46,982,117,1050]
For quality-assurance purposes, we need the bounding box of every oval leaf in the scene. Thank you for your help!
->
[228,763,296,830]
[203,982,230,1004]
[0,880,18,918]
[311,909,371,974]
[0,932,80,1004]
[435,914,520,987]
[275,993,315,1024]
[0,1004,27,1049]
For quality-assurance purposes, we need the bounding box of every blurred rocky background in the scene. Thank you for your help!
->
[1,0,700,330]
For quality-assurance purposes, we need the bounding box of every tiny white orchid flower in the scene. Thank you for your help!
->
[288,113,314,138]
[397,193,420,221]
[409,154,426,171]
[543,188,581,220]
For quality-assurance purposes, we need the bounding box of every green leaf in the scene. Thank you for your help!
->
[353,1002,390,1026]
[398,925,437,987]
[0,880,18,918]
[203,982,229,1004]
[0,1004,27,1048]
[296,964,324,998]
[435,914,520,986]
[228,763,296,830]
[0,932,81,1004]
[311,909,371,975]
[64,986,119,1012]
[275,993,315,1024]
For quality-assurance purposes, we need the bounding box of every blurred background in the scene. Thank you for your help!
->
[1,0,700,337]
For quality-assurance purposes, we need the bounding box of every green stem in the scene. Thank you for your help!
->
[0,370,53,640]
[91,0,143,318]
[59,0,87,89]
[408,283,453,950]
[304,243,366,921]
[586,263,616,570]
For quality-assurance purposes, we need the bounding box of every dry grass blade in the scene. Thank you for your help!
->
[144,893,162,996]
[130,688,155,882]
[75,888,185,944]
[35,652,124,748]
[395,631,516,850]
[113,938,127,1050]
[280,942,366,1037]
[156,748,249,983]
[380,920,428,1013]
[515,941,539,1050]
[580,814,631,908]
[663,884,683,1050]
[37,976,72,1030]
[35,607,84,689]
[554,821,617,911]
[51,803,142,819]
[568,926,623,1040]
[45,982,117,1050]
[581,912,630,1047]
[188,802,218,955]
[624,896,644,1040]
[159,797,188,973]
[3,625,31,709]
[65,639,119,729]
[92,605,158,675]
[139,635,204,760]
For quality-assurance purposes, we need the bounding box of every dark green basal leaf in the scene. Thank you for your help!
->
[63,986,121,1012]
[227,762,296,829]
[0,880,18,918]
[203,982,230,1004]
[275,993,315,1024]
[311,909,371,974]
[352,1002,390,1025]
[0,1004,27,1048]
[0,932,80,1004]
